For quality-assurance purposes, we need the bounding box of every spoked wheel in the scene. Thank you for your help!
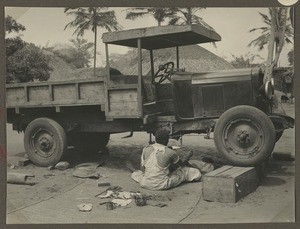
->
[70,132,110,154]
[24,118,67,167]
[214,106,275,166]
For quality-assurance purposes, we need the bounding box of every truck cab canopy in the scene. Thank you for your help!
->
[102,24,221,49]
[102,24,222,119]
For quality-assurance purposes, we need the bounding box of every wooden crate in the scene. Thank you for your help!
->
[202,165,259,203]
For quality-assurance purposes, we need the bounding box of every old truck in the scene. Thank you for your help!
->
[6,25,294,167]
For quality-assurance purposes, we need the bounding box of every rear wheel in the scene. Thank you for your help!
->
[70,132,110,154]
[214,106,275,166]
[24,118,67,167]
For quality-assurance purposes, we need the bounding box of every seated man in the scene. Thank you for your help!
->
[130,129,201,191]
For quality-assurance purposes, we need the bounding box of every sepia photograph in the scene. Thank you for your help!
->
[2,3,296,224]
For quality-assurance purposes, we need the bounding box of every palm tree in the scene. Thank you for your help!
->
[248,8,293,68]
[125,8,176,26]
[168,7,214,29]
[168,7,216,48]
[64,7,122,77]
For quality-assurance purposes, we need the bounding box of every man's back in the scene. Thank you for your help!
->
[142,143,179,169]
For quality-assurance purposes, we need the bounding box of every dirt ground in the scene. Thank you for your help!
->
[6,103,295,224]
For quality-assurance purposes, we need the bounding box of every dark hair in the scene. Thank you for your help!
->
[155,129,170,145]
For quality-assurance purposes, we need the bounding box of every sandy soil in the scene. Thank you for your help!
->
[6,103,295,224]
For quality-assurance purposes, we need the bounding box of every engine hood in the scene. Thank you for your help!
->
[171,68,254,84]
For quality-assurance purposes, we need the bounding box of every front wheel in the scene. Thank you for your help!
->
[24,118,67,167]
[214,106,275,166]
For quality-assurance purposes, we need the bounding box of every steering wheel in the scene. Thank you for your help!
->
[152,61,175,85]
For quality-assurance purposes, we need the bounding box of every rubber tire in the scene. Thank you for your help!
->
[275,131,284,143]
[24,118,67,167]
[71,132,110,154]
[214,105,275,166]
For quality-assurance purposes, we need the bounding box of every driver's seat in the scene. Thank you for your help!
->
[142,75,157,103]
[142,74,175,119]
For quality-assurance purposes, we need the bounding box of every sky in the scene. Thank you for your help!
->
[5,7,294,67]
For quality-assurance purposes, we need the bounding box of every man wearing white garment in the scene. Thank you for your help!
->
[130,129,202,190]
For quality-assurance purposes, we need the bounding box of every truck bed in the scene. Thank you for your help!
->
[6,78,105,110]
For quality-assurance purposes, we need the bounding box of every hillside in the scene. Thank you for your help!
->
[43,50,78,81]
[110,45,234,75]
[43,50,105,81]
[46,45,233,81]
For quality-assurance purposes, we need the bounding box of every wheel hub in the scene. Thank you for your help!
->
[30,129,55,158]
[39,136,52,151]
[237,130,250,143]
[223,118,264,157]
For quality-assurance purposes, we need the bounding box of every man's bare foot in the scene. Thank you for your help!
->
[126,161,136,172]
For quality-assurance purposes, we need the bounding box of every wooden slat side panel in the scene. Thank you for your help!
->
[109,89,138,102]
[6,102,104,109]
[5,77,105,88]
[6,88,26,106]
[53,84,76,103]
[28,86,49,103]
[79,82,105,103]
[6,79,107,108]
[108,89,139,117]
[110,101,139,116]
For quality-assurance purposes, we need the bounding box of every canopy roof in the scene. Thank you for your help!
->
[102,25,221,50]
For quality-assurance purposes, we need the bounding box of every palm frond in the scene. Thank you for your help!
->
[64,7,122,39]
[168,17,180,25]
[285,37,293,44]
[258,12,271,25]
[249,27,269,33]
[249,7,294,51]
[64,7,79,13]
[74,21,92,36]
[167,7,212,28]
[248,34,269,50]
[125,7,177,26]
[126,11,148,20]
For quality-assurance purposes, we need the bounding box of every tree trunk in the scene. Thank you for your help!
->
[93,26,97,78]
[264,8,277,83]
[158,21,161,26]
[273,8,287,67]
[187,7,192,24]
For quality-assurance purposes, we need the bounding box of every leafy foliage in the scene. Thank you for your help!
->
[168,7,213,29]
[5,15,25,34]
[45,39,94,68]
[125,7,214,31]
[168,7,216,47]
[64,7,122,36]
[126,8,176,26]
[248,8,293,51]
[6,36,26,57]
[69,38,93,67]
[229,53,264,69]
[5,16,52,83]
[64,7,122,76]
[6,43,52,83]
